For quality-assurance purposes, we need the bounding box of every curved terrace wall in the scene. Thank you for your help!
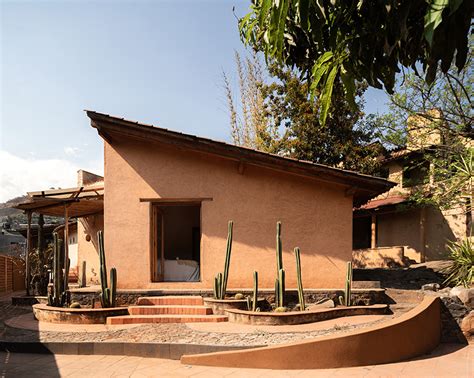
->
[181,296,441,369]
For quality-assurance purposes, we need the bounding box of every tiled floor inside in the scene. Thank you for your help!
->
[0,343,472,377]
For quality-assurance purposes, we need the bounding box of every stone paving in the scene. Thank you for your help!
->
[0,343,472,377]
[0,295,413,347]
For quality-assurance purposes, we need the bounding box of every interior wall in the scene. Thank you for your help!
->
[161,205,200,261]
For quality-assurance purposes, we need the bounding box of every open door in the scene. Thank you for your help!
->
[150,202,201,282]
[151,205,165,281]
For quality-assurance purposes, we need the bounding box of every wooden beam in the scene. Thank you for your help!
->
[140,198,213,203]
[64,204,70,291]
[371,214,377,249]
[25,211,32,296]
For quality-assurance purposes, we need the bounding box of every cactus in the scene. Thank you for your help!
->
[47,233,70,307]
[276,222,283,273]
[246,296,252,311]
[213,273,222,299]
[79,261,87,288]
[275,268,285,307]
[98,230,117,308]
[294,247,305,311]
[252,271,258,312]
[343,261,353,306]
[274,222,286,307]
[213,221,233,299]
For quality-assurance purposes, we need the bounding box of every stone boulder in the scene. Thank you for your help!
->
[461,311,474,339]
[450,287,474,310]
[307,299,335,310]
[422,283,440,291]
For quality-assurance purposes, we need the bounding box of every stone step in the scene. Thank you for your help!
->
[128,305,213,315]
[136,296,204,306]
[107,314,228,325]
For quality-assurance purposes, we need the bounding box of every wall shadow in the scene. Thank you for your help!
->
[0,292,60,376]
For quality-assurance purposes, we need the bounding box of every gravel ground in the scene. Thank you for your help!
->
[0,299,413,347]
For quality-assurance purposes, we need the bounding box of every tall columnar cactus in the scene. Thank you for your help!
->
[48,233,69,307]
[274,222,285,307]
[79,261,87,288]
[275,268,285,307]
[213,221,233,299]
[340,261,353,307]
[294,247,305,311]
[252,271,258,311]
[98,231,117,308]
[276,222,283,273]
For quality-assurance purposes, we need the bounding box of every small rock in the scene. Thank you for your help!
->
[307,299,335,310]
[422,283,440,291]
[456,288,474,310]
[461,311,474,339]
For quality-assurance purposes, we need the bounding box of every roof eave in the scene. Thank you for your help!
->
[86,110,396,202]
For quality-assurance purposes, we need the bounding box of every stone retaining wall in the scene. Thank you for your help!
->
[69,288,387,307]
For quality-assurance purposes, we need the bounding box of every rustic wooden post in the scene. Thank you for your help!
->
[25,210,32,296]
[64,204,70,290]
[370,214,377,249]
[37,214,45,293]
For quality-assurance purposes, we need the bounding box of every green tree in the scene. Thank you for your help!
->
[224,54,381,173]
[239,0,472,125]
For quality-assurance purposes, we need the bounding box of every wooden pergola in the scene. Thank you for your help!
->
[14,185,104,296]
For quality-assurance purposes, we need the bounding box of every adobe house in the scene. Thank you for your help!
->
[85,111,393,290]
[353,113,473,268]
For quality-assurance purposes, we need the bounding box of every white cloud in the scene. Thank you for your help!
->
[0,150,102,202]
[64,146,81,157]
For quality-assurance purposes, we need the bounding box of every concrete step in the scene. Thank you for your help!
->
[107,314,228,325]
[136,296,204,306]
[128,305,213,315]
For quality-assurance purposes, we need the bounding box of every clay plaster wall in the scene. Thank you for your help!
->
[103,139,353,290]
[77,214,103,285]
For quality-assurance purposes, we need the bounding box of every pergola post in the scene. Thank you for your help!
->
[64,204,70,291]
[37,214,45,292]
[25,211,32,296]
[370,214,377,249]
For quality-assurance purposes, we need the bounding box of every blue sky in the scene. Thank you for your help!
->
[0,0,388,202]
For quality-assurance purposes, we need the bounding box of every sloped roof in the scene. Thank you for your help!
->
[86,110,396,205]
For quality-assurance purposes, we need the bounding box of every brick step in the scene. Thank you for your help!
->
[136,296,203,306]
[107,314,228,325]
[128,305,213,315]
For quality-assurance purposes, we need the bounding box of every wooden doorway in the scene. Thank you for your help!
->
[150,202,201,282]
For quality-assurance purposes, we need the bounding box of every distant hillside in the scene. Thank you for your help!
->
[0,196,62,228]
[0,196,27,217]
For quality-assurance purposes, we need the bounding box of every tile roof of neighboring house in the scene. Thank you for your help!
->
[357,195,409,210]
[86,110,396,206]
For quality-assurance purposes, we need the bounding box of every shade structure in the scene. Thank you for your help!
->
[14,185,104,218]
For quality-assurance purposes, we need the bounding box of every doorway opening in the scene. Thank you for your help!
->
[151,203,201,282]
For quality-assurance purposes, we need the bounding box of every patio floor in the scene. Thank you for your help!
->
[1,343,472,377]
